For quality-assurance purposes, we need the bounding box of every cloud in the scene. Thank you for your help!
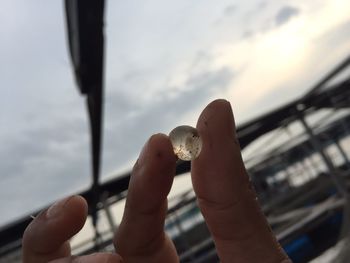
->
[239,5,300,40]
[0,114,92,225]
[0,116,90,181]
[223,4,237,17]
[315,19,350,51]
[0,59,235,226]
[102,66,235,176]
[257,1,268,10]
[275,6,300,27]
[241,30,254,39]
[242,18,350,121]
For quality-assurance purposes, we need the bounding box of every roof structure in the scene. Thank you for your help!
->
[65,0,105,233]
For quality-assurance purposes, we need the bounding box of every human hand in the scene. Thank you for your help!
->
[22,99,291,263]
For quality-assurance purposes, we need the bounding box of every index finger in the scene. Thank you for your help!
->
[191,99,291,263]
[114,134,178,262]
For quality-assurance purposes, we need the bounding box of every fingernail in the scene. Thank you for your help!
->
[46,196,73,219]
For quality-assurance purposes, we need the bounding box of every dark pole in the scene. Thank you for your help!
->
[297,110,348,197]
[65,0,105,249]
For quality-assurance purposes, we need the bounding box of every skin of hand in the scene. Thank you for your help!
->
[22,99,292,263]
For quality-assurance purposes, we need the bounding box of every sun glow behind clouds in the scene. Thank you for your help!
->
[207,0,350,123]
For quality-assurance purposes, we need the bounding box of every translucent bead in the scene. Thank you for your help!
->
[169,125,202,161]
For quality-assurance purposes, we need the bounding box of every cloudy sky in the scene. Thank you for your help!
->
[1,0,350,226]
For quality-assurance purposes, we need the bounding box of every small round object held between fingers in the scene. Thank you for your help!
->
[169,125,202,161]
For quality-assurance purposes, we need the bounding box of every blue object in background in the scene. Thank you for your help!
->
[284,235,314,263]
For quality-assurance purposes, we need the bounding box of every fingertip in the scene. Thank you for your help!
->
[132,133,177,199]
[23,195,88,258]
[151,133,175,154]
[48,195,88,232]
[197,99,233,125]
[196,99,236,141]
[136,133,177,183]
[194,98,239,167]
[208,98,231,108]
[45,195,87,220]
[146,133,177,164]
[65,195,88,222]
